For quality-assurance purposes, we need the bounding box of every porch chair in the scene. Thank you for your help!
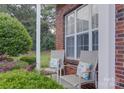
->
[41,50,64,82]
[60,51,98,89]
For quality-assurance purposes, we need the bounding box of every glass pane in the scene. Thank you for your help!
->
[66,36,75,58]
[84,46,89,50]
[77,6,89,32]
[92,30,98,50]
[66,13,75,35]
[92,5,98,29]
[84,33,89,45]
[77,33,89,57]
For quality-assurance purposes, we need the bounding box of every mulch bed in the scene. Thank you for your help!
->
[0,60,16,72]
[0,60,36,73]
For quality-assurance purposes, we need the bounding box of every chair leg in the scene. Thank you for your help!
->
[78,76,81,89]
[94,71,98,89]
[59,68,62,84]
[56,69,59,82]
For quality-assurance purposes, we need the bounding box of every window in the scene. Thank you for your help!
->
[92,5,98,29]
[65,5,98,59]
[66,36,75,58]
[77,6,89,32]
[66,13,75,35]
[77,33,89,57]
[92,31,98,50]
[65,12,75,58]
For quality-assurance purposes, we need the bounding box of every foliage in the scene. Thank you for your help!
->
[6,57,14,62]
[0,4,56,51]
[41,5,55,29]
[20,56,36,65]
[0,13,32,56]
[41,5,56,51]
[0,5,36,50]
[0,70,63,89]
[41,31,55,51]
[13,61,29,69]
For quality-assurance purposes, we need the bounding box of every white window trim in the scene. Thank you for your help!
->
[65,4,98,60]
[98,4,115,89]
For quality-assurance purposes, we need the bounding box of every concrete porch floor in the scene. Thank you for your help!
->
[50,74,96,89]
[51,74,76,89]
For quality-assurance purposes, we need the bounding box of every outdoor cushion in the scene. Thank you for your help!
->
[49,58,60,68]
[76,62,92,80]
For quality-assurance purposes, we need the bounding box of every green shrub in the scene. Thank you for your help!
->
[0,70,63,89]
[6,57,14,62]
[13,61,29,69]
[20,56,36,65]
[0,13,32,56]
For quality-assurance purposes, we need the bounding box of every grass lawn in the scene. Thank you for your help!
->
[41,51,50,68]
[11,51,50,68]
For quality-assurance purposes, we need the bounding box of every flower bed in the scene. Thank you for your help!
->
[0,57,34,72]
[0,61,16,72]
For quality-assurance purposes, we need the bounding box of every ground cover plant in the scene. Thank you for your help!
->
[0,70,63,89]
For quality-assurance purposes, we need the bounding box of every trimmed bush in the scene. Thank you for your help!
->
[0,70,63,89]
[13,61,29,69]
[0,13,32,56]
[20,56,36,65]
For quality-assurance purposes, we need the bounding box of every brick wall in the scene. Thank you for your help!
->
[55,4,81,74]
[115,4,124,89]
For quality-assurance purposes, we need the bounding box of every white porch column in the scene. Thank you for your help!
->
[98,4,115,89]
[36,4,41,71]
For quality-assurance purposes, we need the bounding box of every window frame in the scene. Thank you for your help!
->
[65,4,99,60]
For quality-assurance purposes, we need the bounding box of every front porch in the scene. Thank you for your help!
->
[54,4,115,89]
[51,74,96,89]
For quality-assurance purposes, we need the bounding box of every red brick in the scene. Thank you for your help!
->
[116,54,123,58]
[116,78,124,83]
[117,59,124,62]
[116,73,124,79]
[115,66,124,70]
[116,38,123,42]
[116,62,123,66]
[116,4,124,11]
[118,50,124,54]
[115,85,122,89]
[115,70,124,75]
[116,42,124,45]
